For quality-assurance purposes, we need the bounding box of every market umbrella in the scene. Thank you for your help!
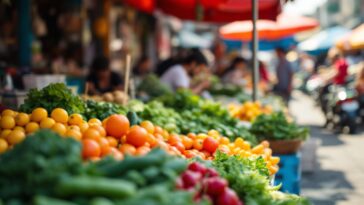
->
[123,0,281,22]
[336,24,364,51]
[224,37,297,51]
[298,26,350,55]
[219,13,319,41]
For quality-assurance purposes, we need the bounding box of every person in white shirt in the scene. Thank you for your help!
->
[161,52,210,94]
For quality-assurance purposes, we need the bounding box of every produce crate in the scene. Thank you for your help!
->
[273,153,301,195]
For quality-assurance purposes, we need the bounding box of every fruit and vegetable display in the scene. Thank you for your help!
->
[228,101,273,122]
[136,74,172,101]
[81,90,128,104]
[250,112,309,141]
[0,83,311,205]
[0,130,310,205]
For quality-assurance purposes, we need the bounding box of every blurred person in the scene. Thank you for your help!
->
[259,60,270,83]
[212,40,229,75]
[161,51,210,94]
[355,65,364,96]
[274,48,294,104]
[86,56,123,94]
[133,55,152,77]
[222,57,249,85]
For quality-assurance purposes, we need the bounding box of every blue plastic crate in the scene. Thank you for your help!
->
[273,153,301,195]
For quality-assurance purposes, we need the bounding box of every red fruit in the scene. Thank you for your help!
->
[181,170,202,188]
[188,162,207,174]
[205,168,219,177]
[203,137,219,153]
[217,188,241,205]
[204,177,228,196]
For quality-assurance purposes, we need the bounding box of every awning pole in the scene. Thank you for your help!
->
[252,0,259,101]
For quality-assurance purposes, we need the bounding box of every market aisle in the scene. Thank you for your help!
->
[290,91,364,205]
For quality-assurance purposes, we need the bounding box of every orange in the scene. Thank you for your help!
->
[0,129,11,139]
[0,138,8,153]
[15,113,30,126]
[13,126,25,132]
[187,133,197,140]
[140,121,155,134]
[68,114,83,125]
[193,139,204,151]
[270,156,280,165]
[146,133,157,147]
[171,141,185,153]
[89,124,106,137]
[83,128,101,140]
[251,144,264,154]
[125,126,148,147]
[105,114,130,138]
[0,116,15,129]
[88,118,102,125]
[135,146,151,156]
[154,126,163,135]
[7,130,26,145]
[39,117,56,129]
[25,122,39,134]
[167,134,181,144]
[119,143,136,155]
[79,122,89,133]
[101,146,113,156]
[51,108,69,124]
[68,125,81,132]
[31,108,48,122]
[51,123,67,136]
[181,135,193,150]
[234,138,245,148]
[102,118,108,127]
[65,129,82,141]
[82,139,101,159]
[106,136,118,147]
[207,130,219,137]
[219,137,230,145]
[2,109,16,117]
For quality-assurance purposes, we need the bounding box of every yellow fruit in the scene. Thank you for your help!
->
[14,126,25,132]
[68,114,83,125]
[25,122,40,134]
[64,129,82,141]
[40,117,56,129]
[241,141,251,150]
[207,130,219,137]
[2,109,15,117]
[0,116,15,129]
[31,108,48,122]
[251,144,264,154]
[52,123,67,135]
[0,129,11,139]
[79,122,89,133]
[15,113,30,126]
[0,138,8,153]
[68,125,81,132]
[7,130,26,145]
[270,156,280,165]
[234,137,245,148]
[51,108,69,124]
[88,118,102,125]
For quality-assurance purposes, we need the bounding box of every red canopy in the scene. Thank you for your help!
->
[124,0,282,22]
[220,13,319,40]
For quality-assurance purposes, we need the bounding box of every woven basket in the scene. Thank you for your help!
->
[268,139,302,155]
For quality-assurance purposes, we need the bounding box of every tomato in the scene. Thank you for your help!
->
[146,133,157,147]
[119,143,136,155]
[82,139,101,159]
[181,135,193,150]
[171,141,185,153]
[168,134,181,144]
[106,136,118,147]
[135,146,151,156]
[193,139,204,151]
[89,124,106,137]
[217,145,231,155]
[154,126,164,135]
[105,114,130,138]
[187,133,197,140]
[83,128,101,141]
[183,150,197,158]
[203,137,219,153]
[126,126,148,147]
[51,108,68,124]
[101,146,113,156]
[140,121,155,134]
[110,147,124,160]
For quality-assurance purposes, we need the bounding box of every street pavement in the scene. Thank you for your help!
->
[290,91,364,205]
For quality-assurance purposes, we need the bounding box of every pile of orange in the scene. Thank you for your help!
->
[229,101,273,122]
[0,107,280,175]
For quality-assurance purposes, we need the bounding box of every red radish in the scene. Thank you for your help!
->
[205,168,219,177]
[204,177,228,196]
[181,170,202,188]
[217,188,241,205]
[175,177,184,189]
[188,162,207,174]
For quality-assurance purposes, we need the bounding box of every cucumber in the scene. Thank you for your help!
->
[56,176,136,198]
[127,112,140,126]
[33,196,77,205]
[162,158,187,174]
[124,170,146,187]
[90,197,114,205]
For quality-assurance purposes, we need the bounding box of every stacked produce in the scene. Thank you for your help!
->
[0,130,310,205]
[228,101,273,122]
[0,106,279,175]
[81,90,127,104]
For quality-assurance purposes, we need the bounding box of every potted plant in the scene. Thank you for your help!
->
[250,112,309,154]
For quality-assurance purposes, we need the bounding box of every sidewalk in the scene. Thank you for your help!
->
[290,91,364,205]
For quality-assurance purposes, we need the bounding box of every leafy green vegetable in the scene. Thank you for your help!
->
[137,74,172,101]
[84,100,127,120]
[0,130,83,200]
[250,112,309,141]
[19,83,86,114]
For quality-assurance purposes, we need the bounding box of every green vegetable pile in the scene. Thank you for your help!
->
[136,74,172,101]
[158,90,257,143]
[84,100,127,120]
[250,112,309,141]
[212,153,311,205]
[0,130,208,205]
[19,83,86,114]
